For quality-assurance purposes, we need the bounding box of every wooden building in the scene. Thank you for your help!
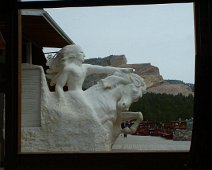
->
[0,8,73,167]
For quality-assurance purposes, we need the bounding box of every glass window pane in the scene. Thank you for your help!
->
[21,3,194,153]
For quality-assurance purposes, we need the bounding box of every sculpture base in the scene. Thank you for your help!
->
[21,64,112,152]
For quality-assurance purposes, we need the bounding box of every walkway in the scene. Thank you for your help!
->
[112,135,191,152]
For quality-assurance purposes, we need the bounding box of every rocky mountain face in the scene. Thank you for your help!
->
[84,55,194,96]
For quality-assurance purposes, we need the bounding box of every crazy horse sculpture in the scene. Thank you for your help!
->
[85,71,146,145]
[21,44,146,152]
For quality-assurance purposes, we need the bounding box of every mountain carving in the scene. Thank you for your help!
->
[84,55,194,96]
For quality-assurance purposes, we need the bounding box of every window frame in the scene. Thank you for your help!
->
[3,0,212,169]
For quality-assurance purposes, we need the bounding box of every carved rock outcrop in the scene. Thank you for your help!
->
[84,55,194,96]
[118,63,164,88]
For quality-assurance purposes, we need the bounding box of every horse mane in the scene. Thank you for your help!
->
[98,72,146,90]
[130,73,146,90]
[99,73,130,89]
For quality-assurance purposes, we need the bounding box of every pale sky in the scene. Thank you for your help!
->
[44,3,195,83]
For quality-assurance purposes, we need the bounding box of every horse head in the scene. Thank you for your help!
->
[118,73,146,111]
[99,71,146,111]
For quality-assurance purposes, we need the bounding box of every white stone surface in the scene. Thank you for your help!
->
[21,45,146,152]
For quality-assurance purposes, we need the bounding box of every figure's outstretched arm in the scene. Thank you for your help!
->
[84,64,134,76]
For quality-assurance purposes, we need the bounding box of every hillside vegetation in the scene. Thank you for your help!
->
[129,93,194,123]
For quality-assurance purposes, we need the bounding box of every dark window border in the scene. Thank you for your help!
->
[3,0,212,169]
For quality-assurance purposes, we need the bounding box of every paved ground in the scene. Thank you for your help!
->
[0,135,190,169]
[112,135,191,152]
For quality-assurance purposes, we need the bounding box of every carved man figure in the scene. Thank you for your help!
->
[46,44,133,100]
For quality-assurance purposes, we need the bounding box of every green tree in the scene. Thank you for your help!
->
[130,93,194,123]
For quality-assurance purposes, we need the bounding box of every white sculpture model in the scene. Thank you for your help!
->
[46,45,133,101]
[21,44,146,152]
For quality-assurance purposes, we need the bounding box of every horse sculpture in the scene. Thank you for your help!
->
[21,49,146,152]
[85,71,146,145]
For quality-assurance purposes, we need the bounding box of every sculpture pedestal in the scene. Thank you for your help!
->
[22,96,112,152]
[21,64,112,152]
